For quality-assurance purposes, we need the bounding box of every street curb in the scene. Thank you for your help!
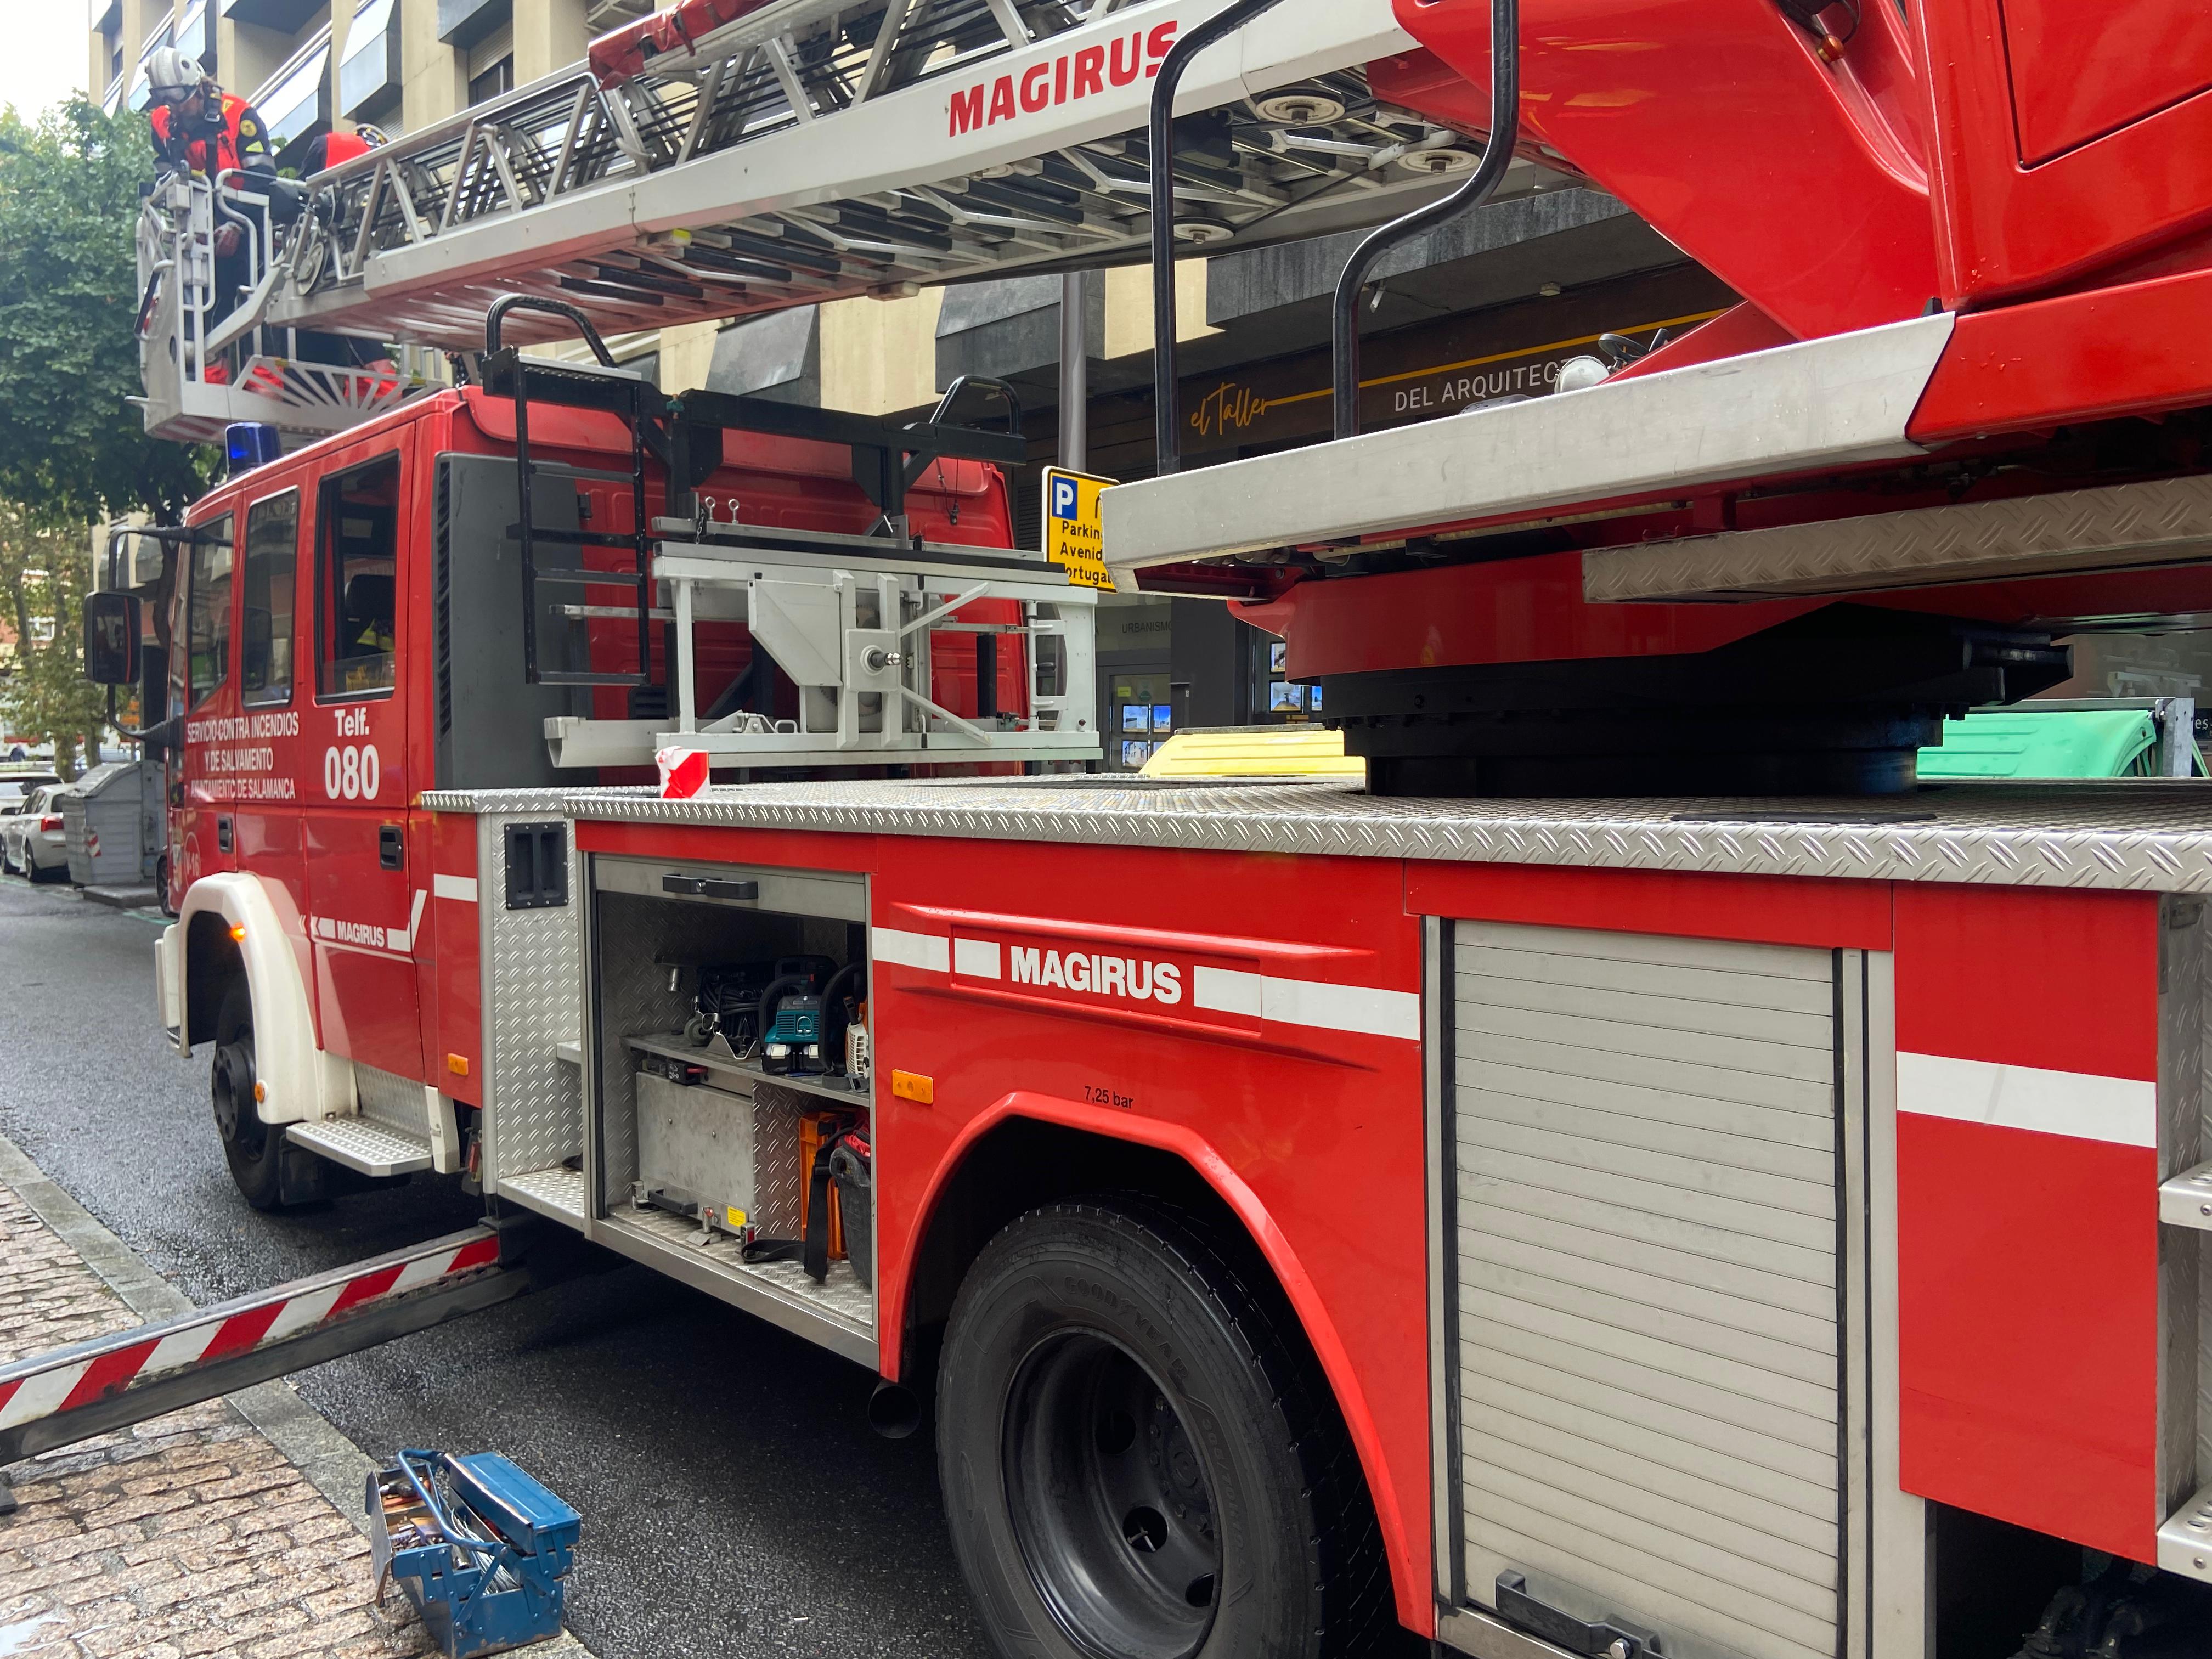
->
[81,884,161,910]
[0,1130,595,1658]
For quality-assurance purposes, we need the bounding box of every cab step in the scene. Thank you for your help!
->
[287,1118,435,1178]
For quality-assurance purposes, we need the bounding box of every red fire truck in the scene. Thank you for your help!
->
[61,0,2212,1654]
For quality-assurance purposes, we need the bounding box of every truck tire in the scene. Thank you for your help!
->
[210,980,284,1211]
[938,1200,1386,1659]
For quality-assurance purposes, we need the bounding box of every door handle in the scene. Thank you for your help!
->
[1495,1574,1662,1659]
[379,826,404,871]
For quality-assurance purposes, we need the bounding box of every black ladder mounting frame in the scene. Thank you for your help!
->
[664,388,1029,536]
[475,291,1033,702]
[479,295,661,691]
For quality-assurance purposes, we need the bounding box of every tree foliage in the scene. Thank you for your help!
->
[0,507,111,778]
[0,99,210,527]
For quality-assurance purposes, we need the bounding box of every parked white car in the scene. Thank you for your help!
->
[0,773,59,812]
[1,785,71,881]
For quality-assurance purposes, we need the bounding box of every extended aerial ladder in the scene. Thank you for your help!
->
[136,0,1516,442]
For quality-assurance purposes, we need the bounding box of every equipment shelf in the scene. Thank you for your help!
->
[625,1031,872,1110]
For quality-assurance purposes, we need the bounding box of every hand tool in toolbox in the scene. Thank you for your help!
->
[370,1448,580,1659]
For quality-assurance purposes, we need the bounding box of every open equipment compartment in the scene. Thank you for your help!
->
[581,850,877,1363]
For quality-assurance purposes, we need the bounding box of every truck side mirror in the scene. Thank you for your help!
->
[83,592,140,686]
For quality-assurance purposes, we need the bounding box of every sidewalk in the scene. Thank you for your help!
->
[0,1146,591,1659]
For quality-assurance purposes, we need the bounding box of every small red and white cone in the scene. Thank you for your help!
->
[657,747,710,800]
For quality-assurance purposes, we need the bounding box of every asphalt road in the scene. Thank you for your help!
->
[0,874,990,1659]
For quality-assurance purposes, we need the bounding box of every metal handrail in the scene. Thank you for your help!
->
[1147,0,1292,478]
[486,294,620,363]
[1329,0,1520,440]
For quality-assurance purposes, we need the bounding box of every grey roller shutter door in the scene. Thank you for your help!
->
[1451,921,1842,1659]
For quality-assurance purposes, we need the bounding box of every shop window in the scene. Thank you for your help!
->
[188,516,235,711]
[317,456,400,699]
[469,54,515,105]
[242,490,299,706]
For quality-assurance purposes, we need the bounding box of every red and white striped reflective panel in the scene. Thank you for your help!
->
[0,1233,500,1434]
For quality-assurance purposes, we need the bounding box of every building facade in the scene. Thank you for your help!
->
[87,0,646,140]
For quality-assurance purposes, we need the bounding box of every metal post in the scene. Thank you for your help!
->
[1059,271,1088,472]
[674,578,697,733]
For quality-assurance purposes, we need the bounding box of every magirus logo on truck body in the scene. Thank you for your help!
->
[1009,945,1184,1005]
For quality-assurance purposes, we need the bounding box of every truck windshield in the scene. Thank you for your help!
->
[187,516,234,711]
[317,456,400,699]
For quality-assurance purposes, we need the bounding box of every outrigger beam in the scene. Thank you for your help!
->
[0,1217,563,1505]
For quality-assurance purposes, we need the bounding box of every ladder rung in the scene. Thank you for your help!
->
[529,464,641,485]
[518,528,651,550]
[528,566,647,587]
[532,670,650,688]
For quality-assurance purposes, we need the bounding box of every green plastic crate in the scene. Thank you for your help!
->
[1917,709,2162,780]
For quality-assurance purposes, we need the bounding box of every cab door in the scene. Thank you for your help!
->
[235,483,311,1009]
[301,434,423,1080]
[172,509,238,894]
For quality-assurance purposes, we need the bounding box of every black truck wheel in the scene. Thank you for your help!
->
[211,979,284,1211]
[938,1201,1385,1659]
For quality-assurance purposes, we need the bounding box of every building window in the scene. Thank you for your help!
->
[317,456,400,700]
[176,1,213,74]
[127,21,175,112]
[469,55,514,105]
[339,0,403,119]
[242,490,299,707]
[253,37,334,151]
[188,516,235,712]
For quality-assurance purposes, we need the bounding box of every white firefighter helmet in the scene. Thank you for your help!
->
[146,47,206,108]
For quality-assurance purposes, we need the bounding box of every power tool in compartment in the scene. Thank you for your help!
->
[685,956,868,1082]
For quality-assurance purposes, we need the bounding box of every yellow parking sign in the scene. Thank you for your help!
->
[1042,466,1117,591]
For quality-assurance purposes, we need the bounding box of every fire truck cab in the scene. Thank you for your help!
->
[138,360,1062,1208]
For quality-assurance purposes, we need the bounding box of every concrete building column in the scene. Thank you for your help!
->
[512,0,588,84]
[400,0,465,130]
[821,291,946,417]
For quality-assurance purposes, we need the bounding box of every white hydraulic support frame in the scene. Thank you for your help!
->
[132,0,1554,441]
[545,523,1101,769]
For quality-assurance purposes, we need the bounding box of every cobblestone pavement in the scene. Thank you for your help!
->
[0,1181,435,1659]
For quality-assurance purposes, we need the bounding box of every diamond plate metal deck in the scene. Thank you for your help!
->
[354,1063,431,1137]
[1583,473,2212,604]
[552,776,2212,896]
[287,1118,433,1178]
[499,1164,587,1226]
[610,1198,874,1333]
[479,811,585,1186]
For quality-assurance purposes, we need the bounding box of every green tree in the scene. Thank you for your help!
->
[0,508,111,778]
[0,99,209,528]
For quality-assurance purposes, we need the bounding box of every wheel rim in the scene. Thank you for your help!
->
[1003,1330,1223,1659]
[211,1038,263,1156]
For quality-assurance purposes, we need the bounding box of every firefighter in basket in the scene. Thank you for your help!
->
[145,47,277,345]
